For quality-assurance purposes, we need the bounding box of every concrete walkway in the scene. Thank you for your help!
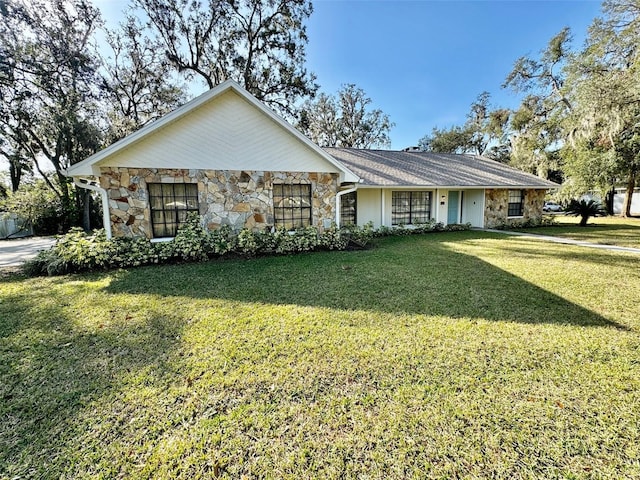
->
[483,229,640,254]
[0,237,57,268]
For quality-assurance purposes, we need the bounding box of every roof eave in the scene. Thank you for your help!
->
[355,183,558,189]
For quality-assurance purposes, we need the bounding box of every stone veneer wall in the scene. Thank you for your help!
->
[99,167,339,238]
[484,189,546,228]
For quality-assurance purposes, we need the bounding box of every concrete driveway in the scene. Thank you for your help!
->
[0,237,56,268]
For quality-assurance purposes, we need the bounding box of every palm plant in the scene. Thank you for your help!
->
[564,199,607,226]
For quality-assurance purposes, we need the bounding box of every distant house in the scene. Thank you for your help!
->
[65,80,556,240]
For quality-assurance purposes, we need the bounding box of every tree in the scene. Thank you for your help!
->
[503,28,574,179]
[101,16,186,143]
[134,0,317,116]
[564,0,640,217]
[0,176,66,235]
[418,92,510,161]
[297,84,394,148]
[0,0,103,229]
[418,126,472,154]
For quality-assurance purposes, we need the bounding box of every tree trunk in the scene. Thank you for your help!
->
[604,186,615,215]
[9,160,22,192]
[622,169,636,217]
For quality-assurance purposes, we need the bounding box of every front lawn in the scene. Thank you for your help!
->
[520,215,640,248]
[1,231,639,478]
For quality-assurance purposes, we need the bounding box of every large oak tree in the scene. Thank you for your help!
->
[564,0,640,216]
[297,84,393,148]
[134,0,317,116]
[0,0,103,228]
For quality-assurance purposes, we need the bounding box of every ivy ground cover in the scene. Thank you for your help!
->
[1,231,639,478]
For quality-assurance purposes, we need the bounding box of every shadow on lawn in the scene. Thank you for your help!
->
[105,232,628,331]
[0,278,187,477]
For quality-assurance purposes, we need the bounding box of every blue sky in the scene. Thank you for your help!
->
[98,0,602,149]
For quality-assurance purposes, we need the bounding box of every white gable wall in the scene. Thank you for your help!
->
[102,90,341,175]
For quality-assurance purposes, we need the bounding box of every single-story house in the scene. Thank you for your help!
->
[65,80,557,240]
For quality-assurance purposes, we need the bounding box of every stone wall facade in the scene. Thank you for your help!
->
[484,189,546,228]
[99,167,339,238]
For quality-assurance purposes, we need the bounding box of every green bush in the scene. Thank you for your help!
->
[172,212,209,261]
[236,228,260,256]
[207,225,236,254]
[564,198,607,226]
[0,180,67,235]
[23,216,472,276]
[318,227,348,250]
[493,216,558,230]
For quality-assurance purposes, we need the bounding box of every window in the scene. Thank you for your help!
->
[508,190,524,217]
[340,191,357,226]
[273,183,312,229]
[392,191,432,225]
[148,183,199,237]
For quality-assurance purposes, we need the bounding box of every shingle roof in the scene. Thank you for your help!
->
[325,148,558,189]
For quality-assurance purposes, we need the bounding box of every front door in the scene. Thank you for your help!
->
[447,191,459,224]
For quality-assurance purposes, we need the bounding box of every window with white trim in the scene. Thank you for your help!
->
[508,190,524,217]
[392,191,432,225]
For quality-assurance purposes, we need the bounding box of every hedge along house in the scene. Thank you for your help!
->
[326,148,558,229]
[66,80,556,240]
[65,80,359,239]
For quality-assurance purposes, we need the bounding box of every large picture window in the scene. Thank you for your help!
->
[149,183,199,238]
[392,191,432,225]
[508,190,524,217]
[273,183,312,229]
[340,191,357,226]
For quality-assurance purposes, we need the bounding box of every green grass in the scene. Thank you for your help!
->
[2,231,640,479]
[520,215,640,248]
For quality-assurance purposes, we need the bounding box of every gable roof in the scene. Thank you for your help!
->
[325,148,558,189]
[65,80,359,182]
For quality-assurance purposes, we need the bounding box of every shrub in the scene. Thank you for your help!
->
[564,199,607,226]
[25,228,115,275]
[172,212,209,261]
[493,216,557,230]
[208,225,236,255]
[23,216,472,276]
[236,228,260,256]
[273,226,319,253]
[340,221,375,246]
[318,227,348,250]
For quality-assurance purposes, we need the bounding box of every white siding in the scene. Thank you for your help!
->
[103,90,340,174]
[436,189,449,224]
[357,189,382,228]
